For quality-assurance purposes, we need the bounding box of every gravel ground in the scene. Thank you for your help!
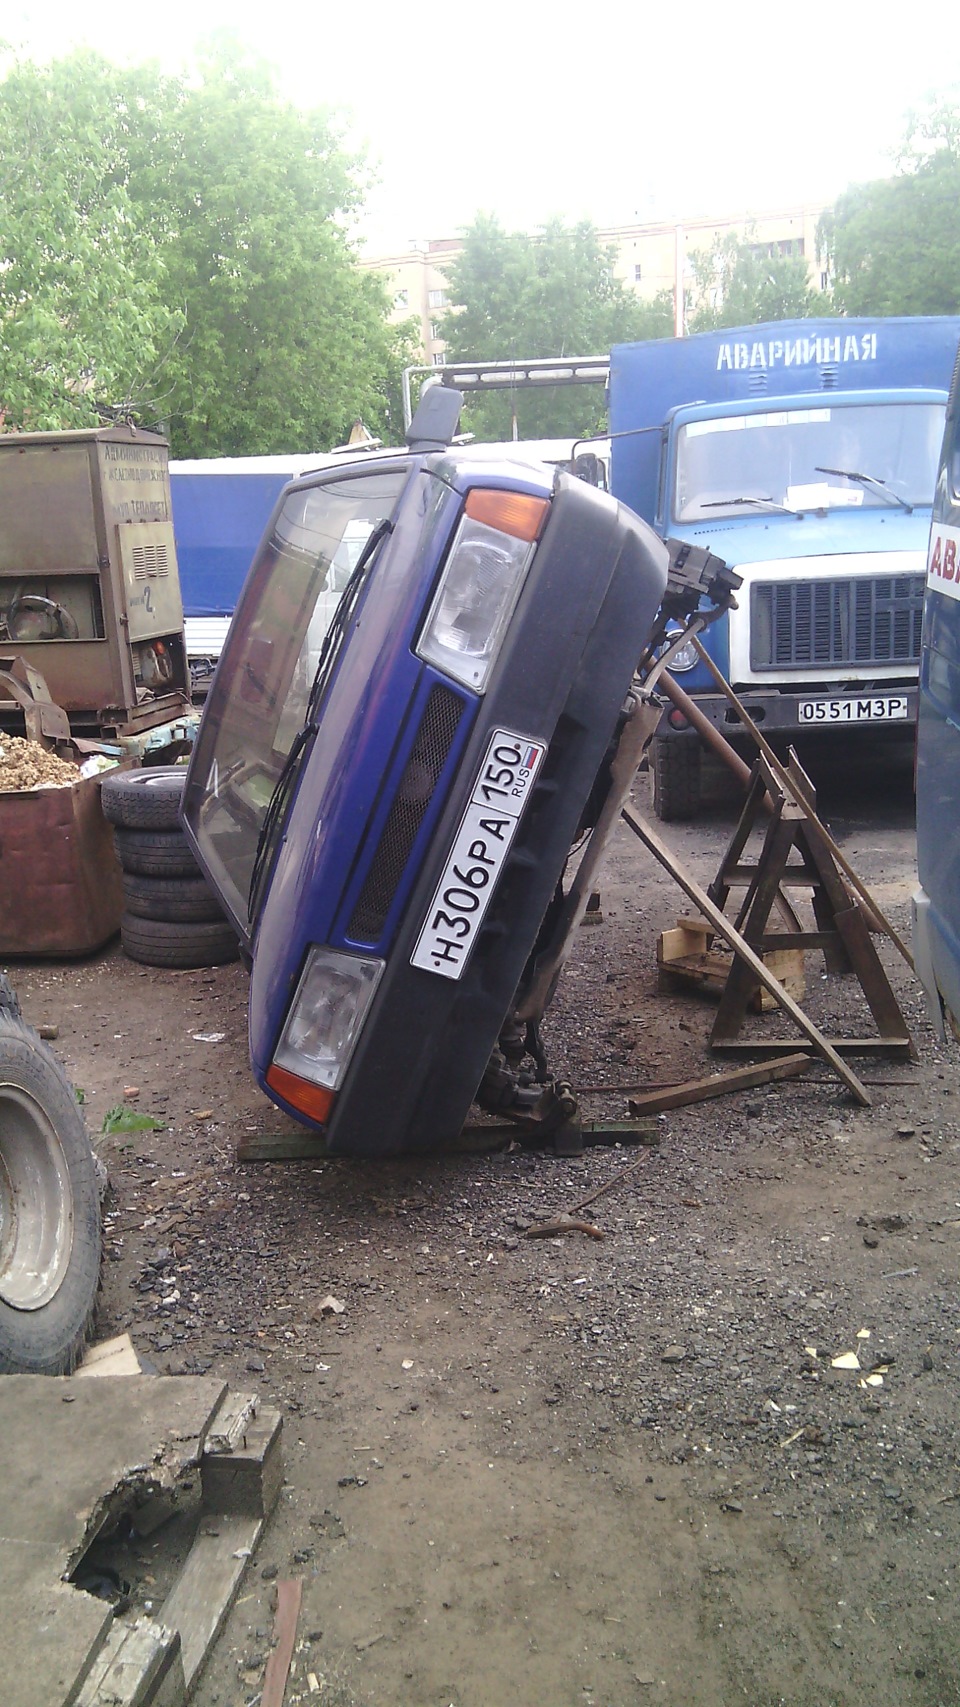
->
[9,740,960,1707]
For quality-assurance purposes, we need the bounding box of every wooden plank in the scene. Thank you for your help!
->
[202,1410,284,1520]
[75,1618,185,1707]
[260,1579,303,1707]
[159,1514,262,1693]
[236,1131,329,1162]
[205,1391,259,1454]
[621,803,871,1106]
[711,1036,915,1058]
[628,1053,810,1115]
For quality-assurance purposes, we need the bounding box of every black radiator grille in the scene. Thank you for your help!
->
[750,574,925,672]
[348,684,463,942]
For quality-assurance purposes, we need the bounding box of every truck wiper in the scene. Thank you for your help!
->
[247,517,394,924]
[814,466,913,513]
[702,496,802,517]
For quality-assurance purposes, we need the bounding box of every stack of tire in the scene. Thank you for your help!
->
[101,767,239,969]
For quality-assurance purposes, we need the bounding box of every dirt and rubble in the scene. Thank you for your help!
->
[0,734,81,790]
[6,740,960,1707]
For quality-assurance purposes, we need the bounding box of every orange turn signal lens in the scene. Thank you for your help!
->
[265,1064,335,1126]
[464,488,549,542]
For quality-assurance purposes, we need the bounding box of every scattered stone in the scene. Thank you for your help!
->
[863,1234,880,1249]
[661,1346,686,1365]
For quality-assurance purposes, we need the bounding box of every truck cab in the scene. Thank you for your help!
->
[609,319,960,817]
[181,391,667,1157]
[913,339,960,1041]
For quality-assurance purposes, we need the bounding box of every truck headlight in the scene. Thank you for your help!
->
[663,625,698,672]
[272,947,384,1090]
[417,489,549,691]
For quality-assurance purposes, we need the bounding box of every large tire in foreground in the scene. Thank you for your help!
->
[120,912,240,969]
[113,828,199,879]
[652,733,702,822]
[0,1007,101,1375]
[101,766,187,831]
[121,872,225,924]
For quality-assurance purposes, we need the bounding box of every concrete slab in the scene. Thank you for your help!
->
[0,1547,113,1707]
[0,1375,227,1707]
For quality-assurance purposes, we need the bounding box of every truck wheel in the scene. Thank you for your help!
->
[120,913,240,969]
[652,734,702,821]
[0,1008,101,1375]
[113,828,199,879]
[101,766,187,831]
[122,872,225,924]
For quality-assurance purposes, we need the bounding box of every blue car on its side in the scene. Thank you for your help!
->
[181,390,668,1157]
[914,341,960,1041]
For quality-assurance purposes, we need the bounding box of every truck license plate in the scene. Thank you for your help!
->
[411,729,546,980]
[797,695,910,724]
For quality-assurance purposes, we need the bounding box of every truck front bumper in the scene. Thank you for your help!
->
[657,687,918,739]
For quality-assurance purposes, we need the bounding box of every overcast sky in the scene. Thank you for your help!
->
[5,0,957,250]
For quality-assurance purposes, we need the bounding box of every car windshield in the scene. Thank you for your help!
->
[673,401,945,522]
[187,467,408,932]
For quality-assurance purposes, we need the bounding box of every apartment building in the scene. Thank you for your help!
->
[360,204,827,364]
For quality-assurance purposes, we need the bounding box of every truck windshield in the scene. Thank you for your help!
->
[187,468,408,932]
[673,401,944,523]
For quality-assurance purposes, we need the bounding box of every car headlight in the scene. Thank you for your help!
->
[417,488,549,691]
[272,947,384,1090]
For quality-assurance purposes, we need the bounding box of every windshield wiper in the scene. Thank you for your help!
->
[702,496,802,517]
[247,516,394,925]
[814,466,913,513]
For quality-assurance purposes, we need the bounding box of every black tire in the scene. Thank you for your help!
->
[120,913,240,968]
[0,1008,101,1375]
[122,872,225,924]
[101,766,187,831]
[652,734,702,821]
[0,974,22,1019]
[113,828,199,879]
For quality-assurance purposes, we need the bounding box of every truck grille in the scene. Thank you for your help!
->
[750,574,925,672]
[348,684,464,943]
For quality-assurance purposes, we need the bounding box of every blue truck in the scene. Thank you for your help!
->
[181,389,671,1157]
[170,453,341,670]
[913,336,960,1042]
[609,317,960,817]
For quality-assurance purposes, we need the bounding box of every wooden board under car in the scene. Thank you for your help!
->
[657,920,806,1012]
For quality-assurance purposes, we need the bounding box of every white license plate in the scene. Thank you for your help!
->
[797,695,911,725]
[411,728,547,980]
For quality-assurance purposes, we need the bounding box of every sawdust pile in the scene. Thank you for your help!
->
[0,736,80,792]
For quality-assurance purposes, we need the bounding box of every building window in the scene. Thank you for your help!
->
[820,271,829,291]
[633,263,642,282]
[428,289,448,309]
[393,288,409,309]
[430,322,441,342]
[431,349,447,366]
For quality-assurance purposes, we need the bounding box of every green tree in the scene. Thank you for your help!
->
[119,36,405,456]
[0,40,408,453]
[438,214,673,439]
[820,102,960,316]
[0,51,179,430]
[686,231,819,333]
